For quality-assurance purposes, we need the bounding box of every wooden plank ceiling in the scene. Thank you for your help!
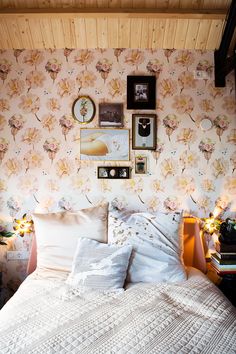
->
[0,0,231,50]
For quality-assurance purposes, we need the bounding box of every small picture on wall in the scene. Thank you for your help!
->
[135,156,147,174]
[127,75,156,110]
[132,114,157,150]
[99,103,123,127]
[80,128,130,161]
[97,166,130,179]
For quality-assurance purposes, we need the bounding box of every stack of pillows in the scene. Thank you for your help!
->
[32,203,187,292]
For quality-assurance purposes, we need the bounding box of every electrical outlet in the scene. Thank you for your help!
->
[7,250,29,261]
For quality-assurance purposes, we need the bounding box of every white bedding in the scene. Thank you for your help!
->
[0,267,235,354]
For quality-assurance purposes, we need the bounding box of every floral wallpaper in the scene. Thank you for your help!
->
[0,48,235,294]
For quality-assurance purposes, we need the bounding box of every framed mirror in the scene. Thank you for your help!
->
[72,96,96,124]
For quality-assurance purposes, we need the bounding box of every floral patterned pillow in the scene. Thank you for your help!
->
[108,211,186,284]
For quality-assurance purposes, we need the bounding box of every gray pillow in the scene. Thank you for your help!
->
[66,238,132,291]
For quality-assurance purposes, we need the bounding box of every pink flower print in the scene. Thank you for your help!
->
[0,138,9,163]
[8,114,25,141]
[214,115,230,141]
[96,58,112,82]
[146,59,163,78]
[163,114,180,141]
[199,138,215,162]
[43,138,60,163]
[0,58,12,83]
[45,58,62,82]
[59,115,75,141]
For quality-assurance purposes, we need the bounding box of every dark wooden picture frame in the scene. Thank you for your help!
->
[127,76,156,110]
[99,103,124,127]
[132,114,157,150]
[97,166,130,179]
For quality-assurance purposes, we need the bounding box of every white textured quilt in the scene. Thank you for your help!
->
[0,268,235,354]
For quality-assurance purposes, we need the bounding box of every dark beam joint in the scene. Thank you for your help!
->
[214,0,236,87]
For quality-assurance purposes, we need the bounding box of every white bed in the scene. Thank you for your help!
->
[0,206,235,354]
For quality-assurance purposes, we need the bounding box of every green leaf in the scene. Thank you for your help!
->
[0,231,14,238]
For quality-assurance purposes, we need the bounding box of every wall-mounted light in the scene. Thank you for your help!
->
[13,214,33,237]
[201,213,222,235]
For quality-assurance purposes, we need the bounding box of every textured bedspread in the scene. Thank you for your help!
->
[0,268,235,354]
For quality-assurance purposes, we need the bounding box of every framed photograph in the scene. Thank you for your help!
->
[80,128,130,161]
[132,114,157,150]
[72,96,96,124]
[97,166,130,179]
[99,103,123,127]
[135,156,147,174]
[127,76,156,110]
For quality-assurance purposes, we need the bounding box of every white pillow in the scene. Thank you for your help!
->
[66,238,132,290]
[108,211,187,283]
[32,203,108,272]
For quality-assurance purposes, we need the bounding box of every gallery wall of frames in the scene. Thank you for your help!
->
[0,48,235,290]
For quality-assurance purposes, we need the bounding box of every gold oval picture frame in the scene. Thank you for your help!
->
[72,96,96,124]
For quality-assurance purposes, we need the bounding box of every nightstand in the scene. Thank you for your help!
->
[218,273,236,307]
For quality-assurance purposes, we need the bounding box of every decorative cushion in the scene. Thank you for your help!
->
[32,203,108,272]
[66,237,132,290]
[108,211,187,283]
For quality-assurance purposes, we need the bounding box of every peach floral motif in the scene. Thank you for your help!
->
[0,137,9,163]
[214,196,230,217]
[22,128,42,147]
[56,158,73,178]
[201,179,215,193]
[17,175,38,194]
[175,50,195,68]
[46,179,60,192]
[23,50,44,68]
[172,95,194,122]
[98,179,112,193]
[0,179,7,191]
[0,115,6,130]
[159,78,177,98]
[74,50,94,68]
[45,58,62,82]
[146,59,163,78]
[6,196,21,216]
[156,99,164,111]
[214,115,230,141]
[164,197,180,212]
[13,49,24,63]
[26,71,46,91]
[0,99,10,112]
[125,50,144,70]
[177,128,197,148]
[114,49,124,62]
[224,177,236,194]
[230,152,236,173]
[164,49,175,62]
[198,138,215,162]
[108,78,125,98]
[175,175,195,195]
[161,158,178,178]
[57,78,75,97]
[64,48,73,62]
[199,99,214,113]
[198,196,212,215]
[58,197,74,211]
[0,58,12,82]
[211,158,229,178]
[18,94,40,122]
[76,70,96,90]
[41,114,56,132]
[71,175,92,203]
[96,58,112,82]
[123,178,144,204]
[23,150,43,172]
[208,83,224,99]
[43,138,60,163]
[222,96,236,115]
[227,129,236,145]
[179,150,199,173]
[59,114,75,141]
[8,114,25,141]
[146,197,160,212]
[6,79,25,98]
[46,98,61,112]
[4,158,22,177]
[163,114,180,141]
[39,197,56,213]
[151,179,164,193]
[178,71,196,92]
[152,139,164,163]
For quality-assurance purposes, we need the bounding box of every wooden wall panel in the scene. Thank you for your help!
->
[74,18,87,48]
[97,17,108,48]
[174,19,189,49]
[184,19,201,49]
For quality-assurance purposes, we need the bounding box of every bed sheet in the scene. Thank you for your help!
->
[0,267,235,354]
